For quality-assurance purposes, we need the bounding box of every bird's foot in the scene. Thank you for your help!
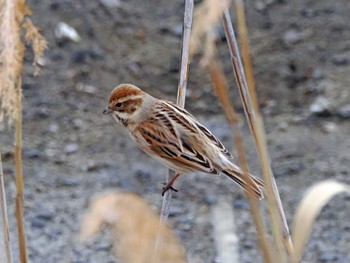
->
[161,182,178,196]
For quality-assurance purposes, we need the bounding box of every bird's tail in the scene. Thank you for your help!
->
[222,168,264,199]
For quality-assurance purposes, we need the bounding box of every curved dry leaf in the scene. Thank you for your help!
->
[292,180,350,263]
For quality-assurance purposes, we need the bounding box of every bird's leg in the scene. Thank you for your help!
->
[162,173,181,196]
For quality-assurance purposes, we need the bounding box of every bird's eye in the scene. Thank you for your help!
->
[115,102,123,108]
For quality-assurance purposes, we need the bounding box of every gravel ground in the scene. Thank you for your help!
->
[1,0,350,262]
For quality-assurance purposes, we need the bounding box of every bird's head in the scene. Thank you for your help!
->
[103,83,150,126]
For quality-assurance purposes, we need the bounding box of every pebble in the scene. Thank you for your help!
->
[75,83,97,94]
[319,251,338,262]
[233,198,249,210]
[55,22,81,43]
[332,54,349,66]
[49,123,59,133]
[31,217,47,229]
[300,7,317,18]
[71,49,104,64]
[23,148,42,159]
[64,143,79,154]
[126,61,142,75]
[36,210,55,221]
[135,168,151,183]
[337,104,350,119]
[158,24,182,37]
[99,0,121,8]
[309,96,332,116]
[277,121,289,132]
[73,118,84,129]
[322,122,338,133]
[283,29,308,45]
[29,108,50,119]
[59,177,79,187]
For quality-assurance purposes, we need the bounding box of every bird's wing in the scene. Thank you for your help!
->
[135,106,219,175]
[161,101,233,159]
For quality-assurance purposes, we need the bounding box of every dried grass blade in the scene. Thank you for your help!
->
[292,180,350,263]
[209,61,273,262]
[222,7,290,262]
[0,150,13,263]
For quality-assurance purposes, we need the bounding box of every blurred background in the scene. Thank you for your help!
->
[1,0,349,262]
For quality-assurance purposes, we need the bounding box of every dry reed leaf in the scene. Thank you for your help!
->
[23,18,47,76]
[80,192,188,263]
[190,0,231,65]
[208,60,239,124]
[292,180,350,263]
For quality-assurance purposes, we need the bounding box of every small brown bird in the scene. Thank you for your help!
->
[103,84,264,199]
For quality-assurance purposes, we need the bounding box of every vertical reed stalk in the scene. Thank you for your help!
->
[234,0,258,112]
[222,7,291,261]
[14,79,28,263]
[0,150,13,263]
[155,2,193,261]
[160,0,194,222]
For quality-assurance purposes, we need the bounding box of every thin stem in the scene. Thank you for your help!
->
[0,150,13,263]
[160,0,194,223]
[234,0,259,113]
[222,7,292,262]
[14,79,28,263]
[177,0,194,109]
[155,2,193,261]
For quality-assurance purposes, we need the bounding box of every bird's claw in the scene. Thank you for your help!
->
[161,184,178,196]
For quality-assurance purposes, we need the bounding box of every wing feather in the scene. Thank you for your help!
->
[134,108,219,174]
[162,101,233,159]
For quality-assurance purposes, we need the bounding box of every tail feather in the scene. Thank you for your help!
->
[222,169,264,200]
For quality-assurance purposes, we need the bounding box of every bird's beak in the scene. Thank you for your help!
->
[103,106,113,115]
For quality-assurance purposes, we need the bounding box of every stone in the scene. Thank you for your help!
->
[64,143,79,154]
[309,96,332,116]
[55,22,81,43]
[337,104,350,119]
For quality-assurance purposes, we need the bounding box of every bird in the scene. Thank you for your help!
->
[103,83,264,199]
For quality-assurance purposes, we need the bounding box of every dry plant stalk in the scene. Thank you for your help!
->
[292,180,350,263]
[0,150,13,263]
[14,81,28,263]
[234,0,259,113]
[1,1,47,262]
[209,61,273,263]
[80,192,188,263]
[222,7,292,261]
[160,0,194,223]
